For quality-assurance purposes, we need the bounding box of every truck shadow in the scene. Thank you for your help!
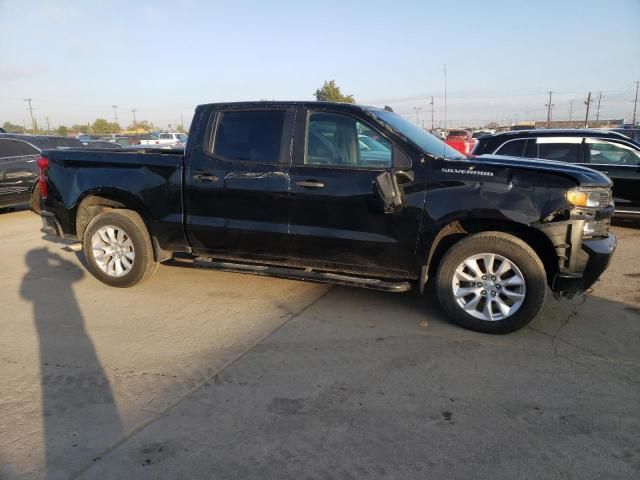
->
[19,248,124,479]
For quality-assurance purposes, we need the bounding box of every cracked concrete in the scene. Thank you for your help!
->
[0,209,639,479]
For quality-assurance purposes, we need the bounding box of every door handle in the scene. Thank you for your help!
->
[193,173,219,182]
[296,180,325,188]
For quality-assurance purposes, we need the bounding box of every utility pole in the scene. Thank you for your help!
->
[132,108,137,126]
[180,114,185,131]
[569,99,574,122]
[429,96,435,130]
[632,81,639,125]
[413,106,423,126]
[545,91,554,128]
[45,116,50,133]
[443,64,447,131]
[595,91,603,121]
[112,105,119,128]
[23,98,37,133]
[584,92,592,128]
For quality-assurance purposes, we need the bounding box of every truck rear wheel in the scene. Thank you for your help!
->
[435,232,547,334]
[82,209,158,287]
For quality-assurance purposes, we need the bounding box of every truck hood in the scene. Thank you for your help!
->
[471,154,612,187]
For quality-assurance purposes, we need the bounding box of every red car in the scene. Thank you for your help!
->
[445,129,477,156]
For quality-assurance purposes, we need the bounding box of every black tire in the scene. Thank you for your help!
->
[30,187,42,215]
[435,231,547,334]
[82,209,158,287]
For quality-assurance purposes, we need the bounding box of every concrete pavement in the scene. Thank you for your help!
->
[0,209,638,479]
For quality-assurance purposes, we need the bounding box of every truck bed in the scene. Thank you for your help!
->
[42,148,186,250]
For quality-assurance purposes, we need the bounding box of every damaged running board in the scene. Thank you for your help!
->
[193,257,412,292]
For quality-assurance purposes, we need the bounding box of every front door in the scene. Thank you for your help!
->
[287,108,423,277]
[184,108,294,260]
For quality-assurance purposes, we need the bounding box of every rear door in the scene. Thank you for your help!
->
[287,108,422,277]
[583,138,640,214]
[184,108,294,260]
[0,139,39,207]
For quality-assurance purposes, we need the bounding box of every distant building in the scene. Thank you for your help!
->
[533,119,624,129]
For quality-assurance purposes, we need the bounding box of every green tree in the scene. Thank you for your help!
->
[71,124,90,134]
[55,126,69,137]
[314,80,355,103]
[126,120,154,132]
[92,119,121,135]
[2,121,24,133]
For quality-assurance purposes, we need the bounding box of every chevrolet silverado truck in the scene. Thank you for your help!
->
[38,102,616,334]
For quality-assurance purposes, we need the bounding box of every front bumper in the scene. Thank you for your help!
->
[552,233,616,295]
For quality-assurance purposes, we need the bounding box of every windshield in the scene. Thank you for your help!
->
[370,109,465,160]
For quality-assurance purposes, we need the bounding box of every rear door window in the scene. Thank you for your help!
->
[213,110,286,164]
[525,137,583,163]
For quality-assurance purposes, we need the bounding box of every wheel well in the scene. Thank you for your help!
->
[75,195,127,239]
[426,219,559,286]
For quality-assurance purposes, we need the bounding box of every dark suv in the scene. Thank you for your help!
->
[472,129,640,217]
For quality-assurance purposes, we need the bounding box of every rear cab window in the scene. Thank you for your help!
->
[211,110,287,164]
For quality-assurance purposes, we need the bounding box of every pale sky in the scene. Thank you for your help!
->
[1,0,639,130]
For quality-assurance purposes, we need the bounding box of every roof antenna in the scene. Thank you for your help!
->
[384,105,394,112]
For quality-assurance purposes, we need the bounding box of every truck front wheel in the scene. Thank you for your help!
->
[435,232,547,334]
[82,209,158,287]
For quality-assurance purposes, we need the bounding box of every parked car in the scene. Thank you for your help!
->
[0,133,83,212]
[86,140,123,149]
[38,101,615,334]
[609,126,640,145]
[472,129,640,218]
[139,132,188,146]
[445,129,477,156]
[472,130,495,139]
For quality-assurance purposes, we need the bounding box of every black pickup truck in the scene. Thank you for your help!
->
[39,102,616,333]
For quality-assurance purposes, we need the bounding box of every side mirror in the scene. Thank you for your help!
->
[374,170,411,213]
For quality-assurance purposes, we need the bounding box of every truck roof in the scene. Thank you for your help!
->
[197,101,384,113]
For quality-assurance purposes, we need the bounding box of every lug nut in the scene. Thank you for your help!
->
[496,284,501,289]
[482,275,487,280]
[490,291,497,297]
[491,276,496,281]
[481,290,487,296]
[477,282,483,287]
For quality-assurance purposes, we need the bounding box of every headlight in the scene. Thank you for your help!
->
[566,188,611,208]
